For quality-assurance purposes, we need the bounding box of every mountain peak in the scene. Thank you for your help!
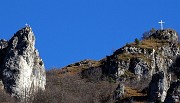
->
[0,26,46,102]
[149,29,178,44]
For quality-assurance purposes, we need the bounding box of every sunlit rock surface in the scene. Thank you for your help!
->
[0,26,46,101]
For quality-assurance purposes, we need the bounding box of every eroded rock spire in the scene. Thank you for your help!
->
[1,26,46,101]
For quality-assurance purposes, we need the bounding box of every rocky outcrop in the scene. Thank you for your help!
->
[114,83,125,100]
[0,26,46,101]
[148,71,171,102]
[150,29,178,44]
[101,29,180,102]
[0,39,8,49]
[129,58,149,80]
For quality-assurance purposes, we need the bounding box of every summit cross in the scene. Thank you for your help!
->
[25,23,29,27]
[158,20,165,30]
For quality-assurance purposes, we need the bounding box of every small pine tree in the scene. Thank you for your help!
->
[135,38,140,45]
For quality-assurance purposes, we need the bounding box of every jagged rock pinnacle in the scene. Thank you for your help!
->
[150,29,178,44]
[0,26,46,101]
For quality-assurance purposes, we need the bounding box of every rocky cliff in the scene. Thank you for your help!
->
[0,26,46,102]
[101,29,180,102]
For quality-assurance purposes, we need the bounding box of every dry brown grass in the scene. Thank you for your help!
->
[124,87,145,97]
[117,53,149,64]
[31,69,117,103]
[0,88,16,103]
[178,43,180,48]
[128,38,169,50]
[58,60,101,77]
[128,38,168,50]
[140,39,168,50]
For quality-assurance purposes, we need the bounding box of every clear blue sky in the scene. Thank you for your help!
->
[0,0,179,69]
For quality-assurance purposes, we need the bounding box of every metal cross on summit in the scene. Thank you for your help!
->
[158,20,165,30]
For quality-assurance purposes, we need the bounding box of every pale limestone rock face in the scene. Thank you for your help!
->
[1,26,46,101]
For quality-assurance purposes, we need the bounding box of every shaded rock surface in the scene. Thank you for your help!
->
[148,71,170,102]
[0,26,46,101]
[164,80,180,103]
